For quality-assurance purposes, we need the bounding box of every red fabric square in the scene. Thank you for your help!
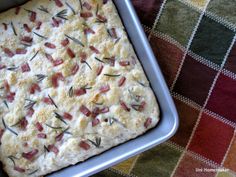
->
[149,35,184,87]
[225,42,236,74]
[188,113,234,164]
[132,0,163,27]
[206,74,236,123]
[173,153,216,177]
[174,55,217,105]
[171,98,200,147]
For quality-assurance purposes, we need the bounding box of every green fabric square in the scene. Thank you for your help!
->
[190,16,234,65]
[207,0,236,25]
[131,144,182,177]
[155,0,200,46]
[92,169,124,177]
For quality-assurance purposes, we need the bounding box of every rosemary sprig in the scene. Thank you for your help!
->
[44,145,49,157]
[81,84,92,90]
[24,8,34,13]
[87,137,101,148]
[10,22,17,36]
[3,100,9,109]
[95,19,106,24]
[65,2,76,15]
[54,112,67,125]
[35,74,47,82]
[28,169,39,175]
[104,74,121,77]
[83,61,92,70]
[48,94,58,108]
[45,124,63,130]
[38,5,49,14]
[62,127,72,135]
[96,4,99,15]
[7,66,18,71]
[7,155,18,166]
[33,32,48,40]
[68,86,74,97]
[107,29,112,38]
[24,99,36,109]
[137,81,148,87]
[94,57,105,63]
[114,38,120,44]
[65,34,84,47]
[108,117,126,127]
[2,118,18,136]
[79,0,83,10]
[55,9,68,20]
[30,51,39,61]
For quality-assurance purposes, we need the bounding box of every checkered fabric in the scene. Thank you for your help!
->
[93,0,236,177]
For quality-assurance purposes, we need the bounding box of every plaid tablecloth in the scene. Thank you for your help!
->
[93,0,236,177]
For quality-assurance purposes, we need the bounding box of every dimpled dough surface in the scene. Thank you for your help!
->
[0,0,159,176]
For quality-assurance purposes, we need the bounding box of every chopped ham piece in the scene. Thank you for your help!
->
[118,76,126,87]
[16,48,27,55]
[14,166,25,173]
[22,149,38,160]
[74,88,86,96]
[120,101,130,112]
[80,12,93,18]
[63,112,73,120]
[89,46,100,54]
[45,42,56,49]
[61,38,69,46]
[144,118,152,128]
[35,122,43,132]
[99,85,110,93]
[96,65,103,76]
[92,118,100,127]
[79,105,91,117]
[29,83,41,94]
[21,63,30,72]
[37,133,47,139]
[48,144,59,155]
[23,24,31,32]
[79,141,90,150]
[67,48,75,59]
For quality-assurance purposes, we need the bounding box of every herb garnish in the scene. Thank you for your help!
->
[48,94,58,108]
[45,124,63,130]
[65,34,84,47]
[114,38,120,44]
[108,117,126,127]
[28,169,39,175]
[94,57,105,63]
[79,0,83,10]
[95,4,99,15]
[30,51,39,61]
[35,74,47,82]
[24,99,36,109]
[55,9,68,20]
[137,81,148,87]
[3,100,9,109]
[2,118,18,136]
[65,2,76,15]
[7,155,19,166]
[38,5,49,14]
[10,22,17,36]
[7,66,18,71]
[87,137,101,148]
[104,74,120,77]
[33,32,48,39]
[68,86,74,97]
[54,112,67,125]
[83,61,92,70]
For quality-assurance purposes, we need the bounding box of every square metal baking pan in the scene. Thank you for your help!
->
[0,0,179,176]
